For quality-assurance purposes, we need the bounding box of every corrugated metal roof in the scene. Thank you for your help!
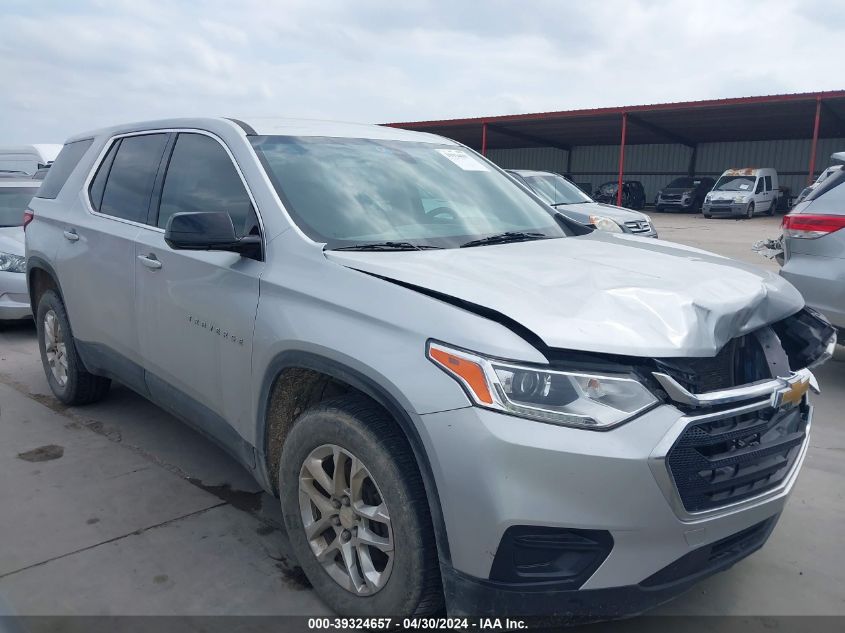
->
[387,91,845,149]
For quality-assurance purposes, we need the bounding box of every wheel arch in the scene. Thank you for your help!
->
[26,257,64,316]
[256,349,452,565]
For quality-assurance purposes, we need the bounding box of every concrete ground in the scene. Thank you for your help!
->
[0,209,843,622]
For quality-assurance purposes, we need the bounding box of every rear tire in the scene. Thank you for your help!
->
[279,395,443,616]
[36,290,110,405]
[766,200,776,216]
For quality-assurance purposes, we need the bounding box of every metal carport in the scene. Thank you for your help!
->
[387,91,845,206]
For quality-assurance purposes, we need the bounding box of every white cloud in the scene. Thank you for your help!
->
[0,0,840,143]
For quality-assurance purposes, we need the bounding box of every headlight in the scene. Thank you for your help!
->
[705,194,711,203]
[0,252,25,273]
[427,342,658,429]
[588,215,624,233]
[733,195,748,203]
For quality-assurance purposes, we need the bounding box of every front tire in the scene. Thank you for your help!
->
[279,395,443,616]
[36,290,110,405]
[746,202,755,219]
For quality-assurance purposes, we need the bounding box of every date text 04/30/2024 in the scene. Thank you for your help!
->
[307,618,528,630]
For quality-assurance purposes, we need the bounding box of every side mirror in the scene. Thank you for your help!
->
[164,212,260,258]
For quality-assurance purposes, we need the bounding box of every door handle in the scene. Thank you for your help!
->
[63,229,79,242]
[137,254,162,270]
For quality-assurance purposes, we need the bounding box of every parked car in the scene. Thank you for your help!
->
[0,144,61,177]
[507,169,657,237]
[781,169,845,342]
[794,164,844,205]
[703,168,779,218]
[655,177,715,212]
[26,118,835,619]
[1,179,40,321]
[593,180,646,209]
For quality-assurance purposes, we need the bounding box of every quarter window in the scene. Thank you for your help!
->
[157,133,257,237]
[89,140,120,212]
[36,139,94,199]
[98,134,169,223]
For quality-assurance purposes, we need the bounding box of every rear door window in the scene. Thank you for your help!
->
[764,176,772,191]
[98,134,169,224]
[36,139,94,199]
[156,133,258,237]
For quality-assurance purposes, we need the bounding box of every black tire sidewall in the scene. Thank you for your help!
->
[279,401,435,616]
[36,290,79,404]
[747,202,755,218]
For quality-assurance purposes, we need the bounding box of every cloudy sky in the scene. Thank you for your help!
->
[1,0,841,143]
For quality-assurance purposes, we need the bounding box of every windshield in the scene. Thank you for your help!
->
[0,187,37,227]
[713,175,755,192]
[521,173,592,205]
[666,177,695,189]
[251,136,566,249]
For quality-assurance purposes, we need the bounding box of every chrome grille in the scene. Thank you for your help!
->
[666,405,808,512]
[624,220,652,233]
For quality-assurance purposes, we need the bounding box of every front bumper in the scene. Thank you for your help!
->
[656,197,696,210]
[443,514,778,620]
[703,202,749,217]
[421,396,810,617]
[0,271,31,320]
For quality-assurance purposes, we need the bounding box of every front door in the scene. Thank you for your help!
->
[134,132,263,443]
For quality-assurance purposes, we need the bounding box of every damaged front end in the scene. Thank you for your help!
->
[652,307,835,405]
[643,307,835,517]
[535,307,835,518]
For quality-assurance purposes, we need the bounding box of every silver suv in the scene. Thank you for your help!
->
[781,169,845,341]
[25,118,835,619]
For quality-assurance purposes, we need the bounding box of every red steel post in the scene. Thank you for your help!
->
[807,96,822,185]
[616,112,628,206]
[481,121,488,156]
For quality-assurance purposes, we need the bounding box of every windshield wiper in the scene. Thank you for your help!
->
[329,241,442,251]
[460,231,548,248]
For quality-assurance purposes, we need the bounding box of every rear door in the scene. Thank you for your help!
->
[56,133,169,385]
[133,131,263,442]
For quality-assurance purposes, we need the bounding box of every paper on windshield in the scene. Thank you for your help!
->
[739,184,750,190]
[436,149,490,171]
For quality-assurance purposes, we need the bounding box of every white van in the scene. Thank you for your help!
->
[0,145,62,177]
[703,167,779,219]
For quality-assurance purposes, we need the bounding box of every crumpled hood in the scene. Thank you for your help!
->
[0,226,24,255]
[326,233,804,358]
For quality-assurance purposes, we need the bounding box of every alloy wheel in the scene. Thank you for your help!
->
[43,309,68,387]
[298,444,394,595]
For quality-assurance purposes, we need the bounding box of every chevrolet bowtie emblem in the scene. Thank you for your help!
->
[772,376,810,409]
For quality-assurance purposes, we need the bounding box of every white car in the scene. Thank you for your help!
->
[1,179,40,320]
[703,167,779,218]
[0,145,61,178]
